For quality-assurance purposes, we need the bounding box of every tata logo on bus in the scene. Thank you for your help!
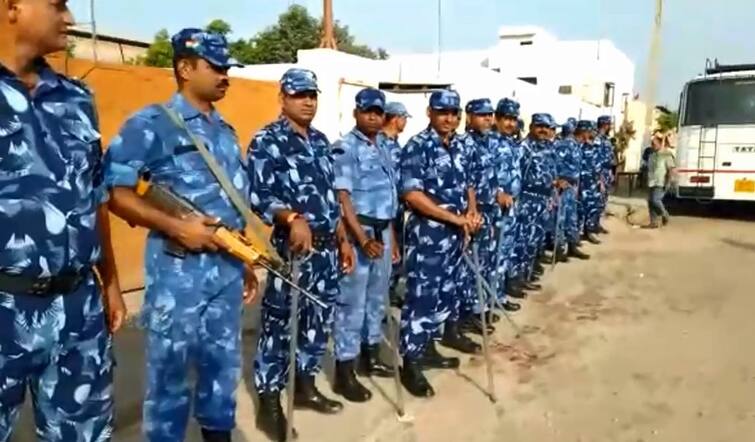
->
[733,146,755,153]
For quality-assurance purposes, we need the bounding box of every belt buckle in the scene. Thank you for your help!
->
[30,277,52,296]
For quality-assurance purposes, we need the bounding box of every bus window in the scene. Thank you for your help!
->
[683,79,755,126]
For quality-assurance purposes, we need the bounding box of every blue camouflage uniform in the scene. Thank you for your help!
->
[578,121,603,234]
[103,29,246,441]
[541,114,560,255]
[399,90,468,358]
[458,99,498,315]
[249,68,341,393]
[384,102,411,298]
[553,118,582,246]
[515,114,557,278]
[333,89,398,362]
[493,99,523,294]
[595,115,615,210]
[0,60,113,442]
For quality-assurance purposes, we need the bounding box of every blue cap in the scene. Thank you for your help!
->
[280,68,319,95]
[531,113,550,126]
[561,117,577,134]
[597,115,612,126]
[544,114,558,129]
[496,98,520,117]
[465,98,495,115]
[385,102,412,118]
[429,90,461,111]
[355,88,386,111]
[576,120,597,132]
[171,28,242,68]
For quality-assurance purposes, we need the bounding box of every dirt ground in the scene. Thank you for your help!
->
[11,199,755,442]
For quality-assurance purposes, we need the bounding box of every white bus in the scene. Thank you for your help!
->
[675,61,755,202]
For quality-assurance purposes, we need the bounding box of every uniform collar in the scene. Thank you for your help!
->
[169,93,225,124]
[0,58,61,94]
[426,125,457,148]
[277,115,319,141]
[350,127,377,144]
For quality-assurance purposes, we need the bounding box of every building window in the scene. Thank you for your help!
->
[603,82,615,107]
[519,77,538,85]
[558,85,573,95]
[520,40,533,46]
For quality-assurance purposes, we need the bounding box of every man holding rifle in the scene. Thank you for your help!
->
[104,28,254,442]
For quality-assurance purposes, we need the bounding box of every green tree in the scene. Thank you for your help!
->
[143,29,173,67]
[656,110,679,132]
[206,19,232,36]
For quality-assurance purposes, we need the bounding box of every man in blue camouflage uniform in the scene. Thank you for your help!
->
[492,98,529,301]
[104,29,253,442]
[595,115,615,234]
[0,2,126,441]
[553,118,590,261]
[332,88,399,403]
[458,98,521,336]
[398,90,479,397]
[248,68,356,440]
[383,102,411,308]
[514,114,558,285]
[577,121,603,244]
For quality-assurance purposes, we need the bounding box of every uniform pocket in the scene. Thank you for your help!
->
[0,121,33,176]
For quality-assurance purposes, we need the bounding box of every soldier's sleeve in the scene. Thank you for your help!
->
[399,138,425,195]
[247,132,292,225]
[332,138,355,194]
[103,112,163,188]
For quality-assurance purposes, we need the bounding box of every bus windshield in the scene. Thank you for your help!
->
[683,77,755,126]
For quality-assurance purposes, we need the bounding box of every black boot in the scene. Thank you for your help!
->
[293,375,343,414]
[502,301,521,312]
[598,225,609,234]
[419,341,460,369]
[201,429,231,442]
[534,261,545,273]
[555,247,569,263]
[567,243,590,260]
[358,344,394,378]
[523,280,542,291]
[583,232,601,244]
[485,311,501,323]
[256,392,297,442]
[459,316,495,335]
[401,357,435,397]
[441,322,482,354]
[334,360,372,403]
[506,279,527,299]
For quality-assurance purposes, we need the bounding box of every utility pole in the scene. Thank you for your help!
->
[642,0,664,146]
[319,0,338,49]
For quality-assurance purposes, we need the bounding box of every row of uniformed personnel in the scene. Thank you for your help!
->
[0,6,614,441]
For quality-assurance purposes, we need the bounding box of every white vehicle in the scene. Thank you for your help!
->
[675,61,755,202]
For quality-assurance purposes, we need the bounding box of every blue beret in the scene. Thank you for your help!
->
[597,115,613,126]
[429,90,461,111]
[355,88,386,111]
[385,102,412,118]
[280,68,319,95]
[531,113,550,126]
[496,98,520,117]
[465,98,495,115]
[172,28,243,68]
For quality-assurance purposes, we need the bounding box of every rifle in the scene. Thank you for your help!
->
[135,179,326,308]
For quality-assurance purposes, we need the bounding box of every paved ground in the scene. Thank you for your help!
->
[12,198,755,441]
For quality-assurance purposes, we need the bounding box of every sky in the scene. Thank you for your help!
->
[68,0,755,106]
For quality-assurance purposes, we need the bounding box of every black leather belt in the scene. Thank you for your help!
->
[357,215,391,243]
[0,270,90,297]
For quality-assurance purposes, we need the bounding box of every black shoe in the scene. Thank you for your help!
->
[662,215,670,226]
[201,429,232,442]
[485,311,501,324]
[357,344,394,378]
[567,243,590,260]
[555,248,569,263]
[419,341,460,369]
[293,375,343,414]
[334,360,372,403]
[502,301,521,312]
[582,233,601,244]
[460,316,495,335]
[598,225,609,234]
[401,358,435,397]
[523,281,542,291]
[538,254,551,265]
[441,322,482,354]
[506,279,527,299]
[256,392,297,442]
